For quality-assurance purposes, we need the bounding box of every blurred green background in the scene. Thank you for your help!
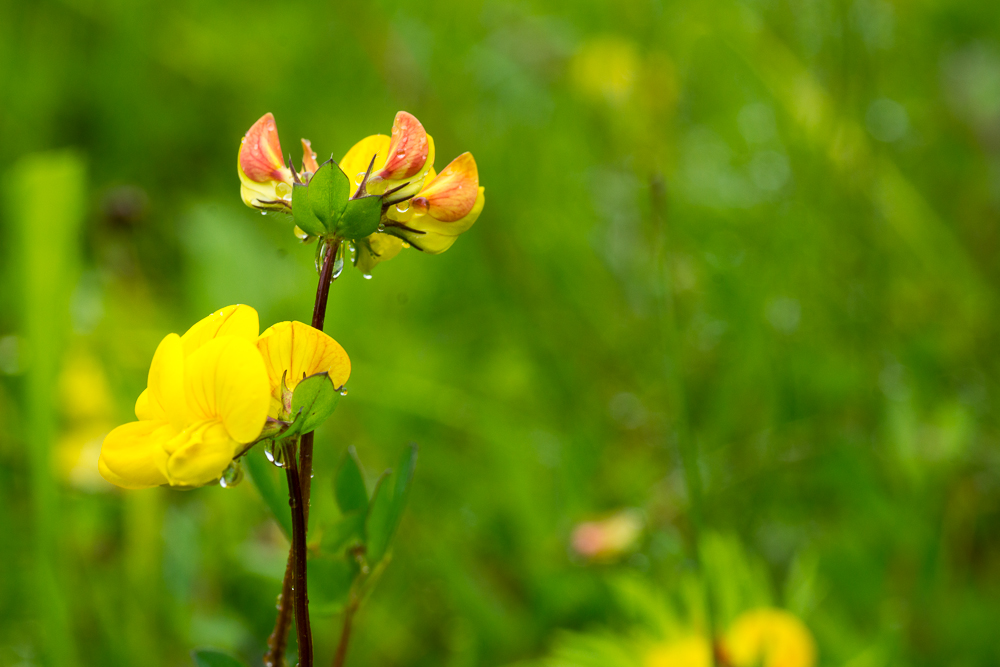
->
[2,0,1000,665]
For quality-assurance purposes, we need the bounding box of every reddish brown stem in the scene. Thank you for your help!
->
[266,237,341,666]
[284,439,313,667]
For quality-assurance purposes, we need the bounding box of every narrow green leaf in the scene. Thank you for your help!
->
[243,446,292,539]
[365,470,394,565]
[192,649,247,667]
[336,194,382,240]
[320,511,366,555]
[292,182,326,236]
[288,372,340,435]
[335,447,368,514]
[308,555,359,615]
[364,445,418,566]
[389,444,418,534]
[308,161,350,227]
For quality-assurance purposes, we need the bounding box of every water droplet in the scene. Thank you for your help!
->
[355,172,366,186]
[219,460,244,488]
[265,441,286,468]
[339,388,348,396]
[363,273,373,280]
[395,201,410,213]
[261,211,267,216]
[275,182,292,198]
[332,246,345,279]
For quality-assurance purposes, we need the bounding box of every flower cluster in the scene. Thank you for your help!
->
[237,111,485,275]
[98,305,350,488]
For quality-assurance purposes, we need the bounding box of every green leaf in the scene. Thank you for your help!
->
[365,444,418,566]
[335,447,368,514]
[307,161,350,229]
[308,555,359,615]
[286,372,340,436]
[320,511,366,555]
[336,194,382,240]
[390,444,417,531]
[292,182,326,236]
[243,446,292,540]
[192,649,247,667]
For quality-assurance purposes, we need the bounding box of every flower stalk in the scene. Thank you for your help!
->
[267,236,341,666]
[284,437,313,667]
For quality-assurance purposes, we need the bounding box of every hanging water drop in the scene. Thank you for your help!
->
[355,172,367,186]
[395,201,410,214]
[363,273,373,280]
[339,388,348,396]
[332,246,345,279]
[219,460,244,488]
[265,441,286,468]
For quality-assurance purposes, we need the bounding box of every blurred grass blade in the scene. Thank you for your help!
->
[191,649,248,667]
[7,150,86,667]
[335,446,368,514]
[244,446,293,539]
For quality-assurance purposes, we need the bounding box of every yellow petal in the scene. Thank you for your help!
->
[134,388,165,421]
[180,304,260,357]
[183,336,271,444]
[339,134,390,186]
[378,111,429,181]
[417,152,479,221]
[98,420,175,489]
[164,420,240,487]
[257,321,351,401]
[355,233,405,275]
[724,609,816,667]
[148,333,191,430]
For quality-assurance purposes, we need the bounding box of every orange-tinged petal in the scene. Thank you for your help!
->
[183,336,271,444]
[99,420,175,488]
[163,420,239,487]
[239,113,287,182]
[180,304,260,357]
[392,186,485,254]
[379,111,429,180]
[148,334,191,430]
[257,322,351,402]
[419,152,479,221]
[301,138,320,173]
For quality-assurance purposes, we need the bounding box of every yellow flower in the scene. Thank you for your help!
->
[339,112,436,203]
[385,152,485,254]
[98,305,271,489]
[238,113,319,211]
[644,636,712,667]
[256,321,351,419]
[721,609,816,667]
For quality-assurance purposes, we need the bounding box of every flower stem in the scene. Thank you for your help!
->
[266,237,341,666]
[331,594,359,667]
[284,438,313,667]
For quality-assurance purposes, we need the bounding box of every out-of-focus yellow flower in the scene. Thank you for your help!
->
[721,609,816,667]
[571,509,644,561]
[256,321,351,419]
[385,152,485,254]
[644,636,712,667]
[99,305,271,489]
[571,36,640,105]
[57,349,115,490]
[238,113,319,211]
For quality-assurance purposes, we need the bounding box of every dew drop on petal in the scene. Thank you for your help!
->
[395,201,410,213]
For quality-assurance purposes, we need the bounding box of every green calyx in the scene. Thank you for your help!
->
[292,161,383,240]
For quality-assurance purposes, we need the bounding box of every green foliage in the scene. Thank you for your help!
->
[336,195,382,241]
[191,649,247,667]
[334,447,369,515]
[243,446,293,540]
[3,1,1000,666]
[285,372,341,437]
